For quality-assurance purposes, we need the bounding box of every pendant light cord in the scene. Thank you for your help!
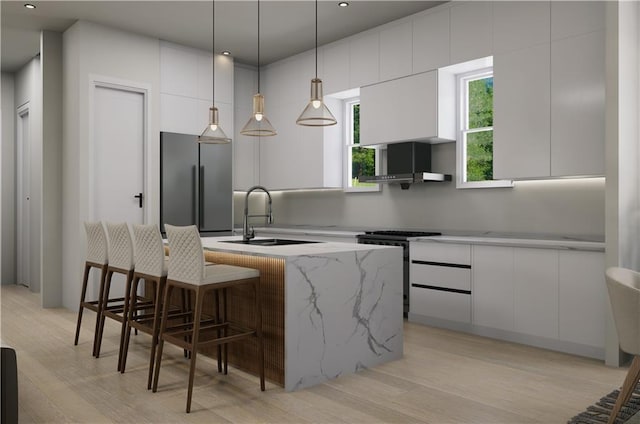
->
[315,0,318,78]
[257,0,261,93]
[211,0,216,102]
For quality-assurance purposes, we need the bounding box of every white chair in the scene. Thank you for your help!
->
[95,222,142,372]
[605,267,640,424]
[153,224,265,413]
[74,221,113,357]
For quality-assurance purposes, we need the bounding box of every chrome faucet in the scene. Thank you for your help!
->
[243,185,273,242]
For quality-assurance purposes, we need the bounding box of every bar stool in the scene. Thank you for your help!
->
[120,224,186,389]
[74,221,114,356]
[94,222,145,371]
[153,224,265,413]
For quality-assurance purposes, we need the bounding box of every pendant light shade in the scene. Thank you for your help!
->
[241,0,276,137]
[241,94,277,136]
[198,0,231,144]
[296,78,336,126]
[296,0,337,127]
[199,106,231,143]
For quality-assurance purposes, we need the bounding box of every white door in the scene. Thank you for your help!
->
[92,85,145,298]
[16,105,31,288]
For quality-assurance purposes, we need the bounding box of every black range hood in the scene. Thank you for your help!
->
[358,142,452,189]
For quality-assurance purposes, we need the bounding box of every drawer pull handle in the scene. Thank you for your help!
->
[412,260,471,269]
[412,283,471,295]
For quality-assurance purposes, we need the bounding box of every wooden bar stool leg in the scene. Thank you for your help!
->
[74,263,91,345]
[608,356,640,424]
[94,269,113,359]
[121,275,140,374]
[153,283,174,393]
[215,290,222,373]
[117,270,134,372]
[148,278,164,390]
[186,287,204,414]
[93,266,109,357]
[223,287,228,375]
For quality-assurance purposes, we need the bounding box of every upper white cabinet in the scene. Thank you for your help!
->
[321,40,350,95]
[449,1,493,64]
[258,52,342,190]
[349,31,379,88]
[550,30,605,177]
[493,1,550,54]
[360,71,438,146]
[379,19,413,82]
[412,8,450,73]
[234,66,260,191]
[551,1,605,41]
[493,43,551,179]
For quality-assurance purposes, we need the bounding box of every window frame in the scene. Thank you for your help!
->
[343,97,381,193]
[456,67,512,189]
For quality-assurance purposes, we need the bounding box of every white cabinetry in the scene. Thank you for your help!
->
[379,19,412,82]
[409,242,471,325]
[412,8,450,73]
[558,250,606,348]
[492,1,550,54]
[493,43,551,179]
[321,40,350,95]
[550,30,605,177]
[449,1,493,64]
[360,71,440,146]
[259,52,342,190]
[349,31,379,88]
[471,244,605,358]
[472,245,514,331]
[513,248,558,339]
[492,2,605,180]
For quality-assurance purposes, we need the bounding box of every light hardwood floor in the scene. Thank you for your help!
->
[0,284,627,423]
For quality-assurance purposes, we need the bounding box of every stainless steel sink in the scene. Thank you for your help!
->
[221,238,321,246]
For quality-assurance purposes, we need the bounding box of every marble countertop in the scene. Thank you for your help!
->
[201,235,398,258]
[233,226,605,251]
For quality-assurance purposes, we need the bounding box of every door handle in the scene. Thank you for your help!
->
[134,192,143,208]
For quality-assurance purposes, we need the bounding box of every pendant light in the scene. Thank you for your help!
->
[296,0,337,127]
[198,0,231,143]
[241,0,277,137]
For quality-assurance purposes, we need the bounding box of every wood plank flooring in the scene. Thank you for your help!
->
[0,284,628,423]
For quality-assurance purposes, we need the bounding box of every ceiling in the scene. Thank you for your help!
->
[1,0,445,73]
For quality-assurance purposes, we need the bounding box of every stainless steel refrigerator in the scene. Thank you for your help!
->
[160,132,232,236]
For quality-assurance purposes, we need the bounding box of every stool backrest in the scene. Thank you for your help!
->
[606,267,640,356]
[165,224,205,285]
[133,224,165,277]
[84,221,108,265]
[105,222,135,271]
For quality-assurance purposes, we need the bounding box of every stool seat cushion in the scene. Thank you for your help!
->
[200,264,259,285]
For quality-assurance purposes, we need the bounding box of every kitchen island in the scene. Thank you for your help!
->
[198,237,403,391]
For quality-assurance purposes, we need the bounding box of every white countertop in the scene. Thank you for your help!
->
[413,235,604,251]
[201,236,398,258]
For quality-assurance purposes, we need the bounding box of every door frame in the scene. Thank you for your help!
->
[87,74,152,223]
[16,102,30,288]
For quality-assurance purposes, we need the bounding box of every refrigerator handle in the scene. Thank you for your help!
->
[199,165,205,229]
[192,165,198,226]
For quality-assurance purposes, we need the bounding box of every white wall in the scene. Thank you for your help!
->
[14,57,42,292]
[62,21,161,311]
[1,73,16,284]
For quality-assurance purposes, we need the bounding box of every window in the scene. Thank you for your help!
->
[344,98,380,192]
[457,67,512,188]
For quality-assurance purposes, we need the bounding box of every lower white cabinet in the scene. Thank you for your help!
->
[472,244,605,357]
[413,240,606,359]
[409,242,471,324]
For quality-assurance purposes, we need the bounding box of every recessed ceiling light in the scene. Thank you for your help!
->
[24,3,36,9]
[338,2,349,7]
[221,50,231,56]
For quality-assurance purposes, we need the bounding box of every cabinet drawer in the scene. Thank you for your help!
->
[410,285,471,323]
[411,263,471,292]
[410,242,471,265]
